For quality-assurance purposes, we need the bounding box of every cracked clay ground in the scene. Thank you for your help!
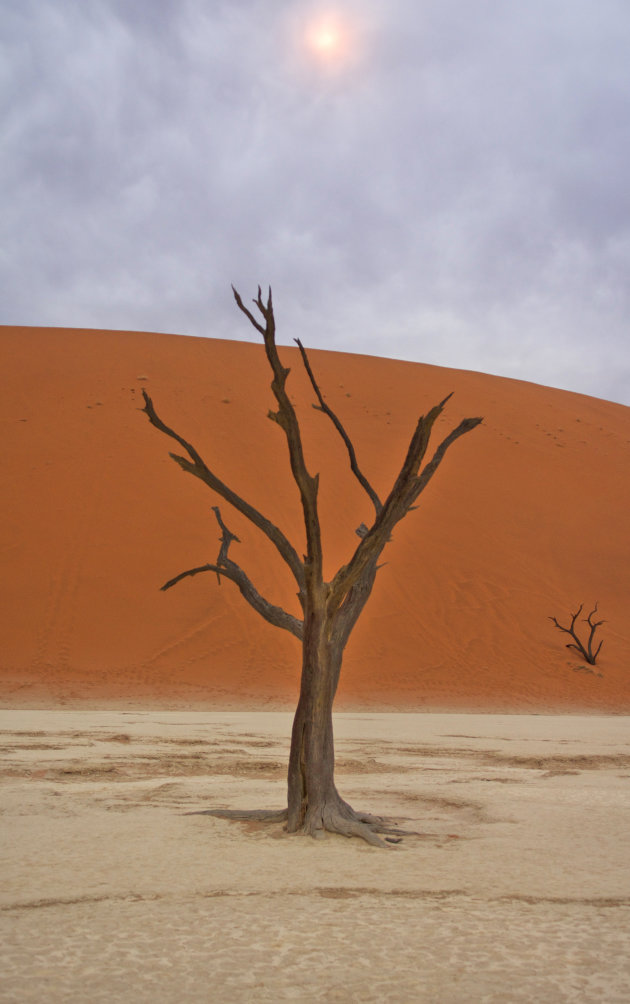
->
[1,711,630,1003]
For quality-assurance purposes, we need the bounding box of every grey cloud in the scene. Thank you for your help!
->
[1,0,629,403]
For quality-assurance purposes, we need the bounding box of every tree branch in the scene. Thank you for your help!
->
[332,554,380,662]
[295,338,383,518]
[161,563,218,591]
[141,388,305,591]
[212,505,240,559]
[327,398,482,614]
[405,415,484,511]
[161,506,303,641]
[585,603,605,663]
[232,286,323,588]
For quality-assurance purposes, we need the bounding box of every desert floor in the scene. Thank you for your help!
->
[1,710,630,1003]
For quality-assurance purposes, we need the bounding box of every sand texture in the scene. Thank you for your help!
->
[1,325,629,711]
[1,710,630,1002]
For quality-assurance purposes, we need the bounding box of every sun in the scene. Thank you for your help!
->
[305,17,346,60]
[309,23,342,54]
[288,9,368,76]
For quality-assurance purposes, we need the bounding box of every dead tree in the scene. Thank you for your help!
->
[142,287,482,845]
[549,603,604,665]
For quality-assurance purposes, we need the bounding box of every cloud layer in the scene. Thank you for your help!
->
[3,0,630,403]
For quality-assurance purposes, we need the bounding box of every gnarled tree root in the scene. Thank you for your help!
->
[186,803,418,847]
[304,798,418,847]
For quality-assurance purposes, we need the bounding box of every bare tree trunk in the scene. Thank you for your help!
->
[287,606,340,835]
[286,579,401,844]
[286,556,381,833]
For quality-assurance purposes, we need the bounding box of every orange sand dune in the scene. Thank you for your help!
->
[1,325,629,712]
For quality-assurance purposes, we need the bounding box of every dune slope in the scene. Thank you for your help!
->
[1,325,629,711]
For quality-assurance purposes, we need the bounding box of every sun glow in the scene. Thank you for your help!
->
[305,15,349,63]
[308,22,343,55]
[287,8,369,78]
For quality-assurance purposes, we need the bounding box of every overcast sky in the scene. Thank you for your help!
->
[3,0,629,404]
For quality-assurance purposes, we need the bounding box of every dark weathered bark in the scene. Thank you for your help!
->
[295,337,383,518]
[141,388,305,591]
[141,286,482,845]
[160,506,303,641]
[287,610,338,836]
[285,580,410,847]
